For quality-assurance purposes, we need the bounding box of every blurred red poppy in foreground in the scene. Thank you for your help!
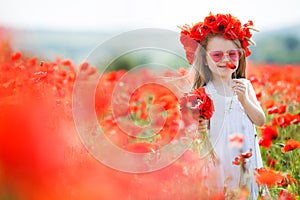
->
[278,189,296,200]
[1,28,300,199]
[228,133,244,148]
[254,167,283,188]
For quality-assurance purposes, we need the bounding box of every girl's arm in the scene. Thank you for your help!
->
[233,79,266,126]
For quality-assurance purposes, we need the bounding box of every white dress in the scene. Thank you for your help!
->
[203,80,263,199]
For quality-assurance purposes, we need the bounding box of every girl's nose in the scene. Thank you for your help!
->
[222,54,230,61]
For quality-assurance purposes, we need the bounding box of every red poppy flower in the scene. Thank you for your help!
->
[281,139,300,153]
[211,14,229,33]
[226,62,236,69]
[27,57,37,67]
[188,22,211,43]
[179,33,198,64]
[263,99,275,109]
[267,104,286,114]
[79,61,89,70]
[189,22,204,41]
[254,167,283,187]
[232,157,241,165]
[232,149,252,166]
[241,40,251,56]
[228,133,244,148]
[10,51,22,61]
[277,174,297,187]
[258,125,278,148]
[278,189,296,200]
[291,113,300,124]
[272,113,299,127]
[259,137,272,149]
[60,59,72,66]
[240,150,252,159]
[243,20,254,28]
[224,18,241,40]
[255,90,262,100]
[243,28,252,40]
[155,94,178,110]
[180,87,214,121]
[267,154,277,168]
[203,12,216,29]
[263,125,278,139]
[277,105,286,114]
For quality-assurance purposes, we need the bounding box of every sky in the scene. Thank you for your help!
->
[0,0,300,32]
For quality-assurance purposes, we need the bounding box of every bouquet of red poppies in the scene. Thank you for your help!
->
[180,87,214,120]
[180,87,217,164]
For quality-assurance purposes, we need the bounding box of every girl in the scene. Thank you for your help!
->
[179,13,266,199]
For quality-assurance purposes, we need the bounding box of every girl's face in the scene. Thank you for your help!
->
[205,36,241,79]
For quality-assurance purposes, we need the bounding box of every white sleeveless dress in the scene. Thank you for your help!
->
[203,80,263,199]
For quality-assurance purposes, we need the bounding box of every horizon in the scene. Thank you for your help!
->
[7,23,300,66]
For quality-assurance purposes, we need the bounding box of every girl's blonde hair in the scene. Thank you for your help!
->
[192,33,247,89]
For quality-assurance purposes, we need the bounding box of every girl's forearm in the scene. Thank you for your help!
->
[240,98,266,126]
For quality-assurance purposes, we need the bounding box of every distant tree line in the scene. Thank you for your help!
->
[103,34,300,71]
[250,35,300,64]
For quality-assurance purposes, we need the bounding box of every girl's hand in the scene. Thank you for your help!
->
[232,79,266,126]
[198,119,208,133]
[232,79,249,104]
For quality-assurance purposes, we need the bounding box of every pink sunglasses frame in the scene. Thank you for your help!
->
[207,49,242,63]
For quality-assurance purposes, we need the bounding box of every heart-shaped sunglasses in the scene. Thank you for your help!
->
[208,49,242,63]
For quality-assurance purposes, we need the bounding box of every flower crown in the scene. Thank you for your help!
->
[178,12,259,64]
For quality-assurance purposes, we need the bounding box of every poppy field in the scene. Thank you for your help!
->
[0,32,299,199]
